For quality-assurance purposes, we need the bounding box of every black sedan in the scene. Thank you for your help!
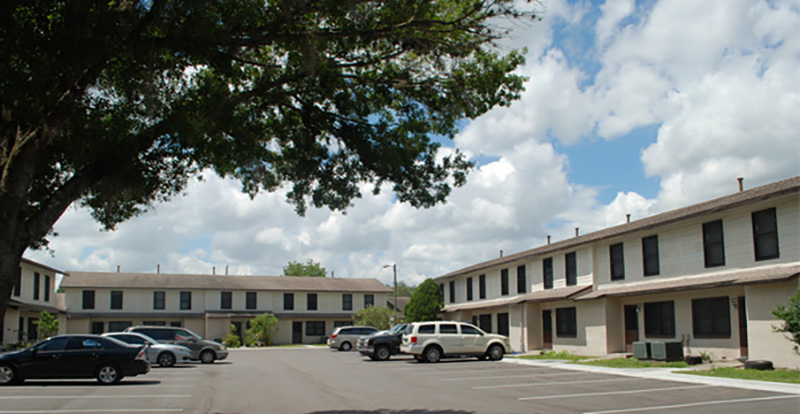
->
[0,334,150,385]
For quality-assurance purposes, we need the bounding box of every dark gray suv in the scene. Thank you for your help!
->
[124,326,228,363]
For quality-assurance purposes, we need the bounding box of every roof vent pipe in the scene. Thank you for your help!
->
[157,264,160,274]
[225,265,229,275]
[500,250,504,258]
[575,227,579,237]
[212,266,216,275]
[331,271,335,278]
[117,265,120,273]
[547,235,551,245]
[738,177,744,192]
[626,214,631,223]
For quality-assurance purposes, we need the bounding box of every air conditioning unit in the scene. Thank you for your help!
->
[632,341,651,360]
[650,341,683,361]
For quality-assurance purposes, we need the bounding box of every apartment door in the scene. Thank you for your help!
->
[542,310,552,349]
[292,322,303,344]
[624,305,639,353]
[738,296,748,357]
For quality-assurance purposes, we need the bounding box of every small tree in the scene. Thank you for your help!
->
[222,324,242,348]
[353,305,396,330]
[245,314,280,346]
[404,278,443,323]
[772,288,800,353]
[33,311,60,339]
[386,281,416,297]
[283,260,327,277]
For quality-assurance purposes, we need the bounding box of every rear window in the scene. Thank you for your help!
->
[461,325,481,335]
[136,328,173,341]
[440,324,458,334]
[418,325,435,334]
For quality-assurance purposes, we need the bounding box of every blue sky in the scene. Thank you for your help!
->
[28,0,800,287]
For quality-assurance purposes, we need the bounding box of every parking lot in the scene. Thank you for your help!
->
[0,347,798,413]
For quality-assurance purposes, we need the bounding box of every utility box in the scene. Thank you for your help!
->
[632,341,651,360]
[650,341,683,361]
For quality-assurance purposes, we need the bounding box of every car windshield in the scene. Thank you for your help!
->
[389,324,406,334]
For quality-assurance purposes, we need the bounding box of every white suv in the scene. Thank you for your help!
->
[400,321,510,363]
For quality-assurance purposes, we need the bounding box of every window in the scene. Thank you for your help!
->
[418,325,435,334]
[449,281,455,303]
[517,265,526,294]
[610,243,625,280]
[466,277,473,301]
[13,267,21,297]
[342,294,352,311]
[334,321,351,328]
[364,294,374,307]
[108,321,132,332]
[565,252,577,286]
[440,324,458,334]
[644,301,675,337]
[306,321,325,336]
[752,207,779,261]
[703,220,725,267]
[111,291,123,309]
[556,307,577,337]
[307,293,318,311]
[284,293,294,310]
[692,297,731,338]
[438,284,444,299]
[91,321,104,335]
[479,274,486,299]
[479,314,492,333]
[543,258,553,289]
[501,269,509,296]
[180,291,192,310]
[82,290,95,309]
[642,235,660,276]
[462,325,481,335]
[44,275,50,302]
[220,291,232,310]
[246,292,257,309]
[27,318,38,341]
[33,272,40,300]
[497,313,510,337]
[153,291,165,310]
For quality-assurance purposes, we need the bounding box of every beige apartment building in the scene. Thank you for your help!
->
[59,272,391,344]
[436,176,800,368]
[1,258,68,348]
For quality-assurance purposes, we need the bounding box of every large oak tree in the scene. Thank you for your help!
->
[0,1,536,337]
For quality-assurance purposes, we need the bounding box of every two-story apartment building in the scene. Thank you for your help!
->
[59,272,391,344]
[2,258,67,348]
[436,176,800,368]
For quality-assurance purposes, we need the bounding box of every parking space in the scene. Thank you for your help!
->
[0,349,797,413]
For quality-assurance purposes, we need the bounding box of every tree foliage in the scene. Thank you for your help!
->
[403,278,443,322]
[283,259,327,277]
[353,305,396,330]
[772,288,800,353]
[222,323,242,348]
[33,311,60,339]
[0,1,537,326]
[245,314,280,346]
[387,280,416,297]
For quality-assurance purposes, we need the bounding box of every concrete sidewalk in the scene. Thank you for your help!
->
[505,357,800,395]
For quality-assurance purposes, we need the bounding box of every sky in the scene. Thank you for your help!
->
[26,0,800,288]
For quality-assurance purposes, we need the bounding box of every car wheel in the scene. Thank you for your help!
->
[0,364,20,385]
[375,346,391,361]
[157,352,177,367]
[200,350,216,364]
[96,364,122,385]
[424,346,442,363]
[340,342,352,352]
[487,344,504,361]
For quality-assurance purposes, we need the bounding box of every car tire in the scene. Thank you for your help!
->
[200,350,216,364]
[340,342,352,352]
[0,364,20,385]
[375,346,391,361]
[487,344,504,361]
[96,364,122,385]
[414,355,425,363]
[423,346,442,363]
[157,352,177,367]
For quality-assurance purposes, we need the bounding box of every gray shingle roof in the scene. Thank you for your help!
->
[61,271,392,293]
[436,175,800,281]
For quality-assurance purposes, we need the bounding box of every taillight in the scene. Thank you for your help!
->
[410,336,417,344]
[331,333,338,338]
[136,348,147,361]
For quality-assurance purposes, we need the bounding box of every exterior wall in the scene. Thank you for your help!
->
[2,261,65,347]
[746,279,800,369]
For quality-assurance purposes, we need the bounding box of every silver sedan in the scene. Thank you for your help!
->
[103,332,192,367]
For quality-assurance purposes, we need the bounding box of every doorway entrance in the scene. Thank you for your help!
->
[542,310,552,349]
[624,305,639,353]
[292,322,303,344]
[738,296,748,358]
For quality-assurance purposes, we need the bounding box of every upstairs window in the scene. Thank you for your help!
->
[479,274,486,299]
[565,252,577,286]
[153,291,165,310]
[500,269,509,296]
[33,272,40,300]
[703,220,725,267]
[246,292,257,310]
[44,275,51,302]
[466,277,473,301]
[642,235,660,277]
[752,207,779,261]
[364,294,374,307]
[220,291,232,310]
[517,265,526,294]
[82,290,95,310]
[307,293,318,311]
[284,293,294,311]
[543,258,553,289]
[449,280,455,303]
[610,243,625,281]
[342,294,353,311]
[110,291,123,310]
[180,291,192,310]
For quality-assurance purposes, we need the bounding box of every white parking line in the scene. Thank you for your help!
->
[519,385,713,401]
[442,372,586,381]
[0,395,190,400]
[583,394,800,413]
[474,377,634,390]
[392,366,536,375]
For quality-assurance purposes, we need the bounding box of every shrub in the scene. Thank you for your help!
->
[222,324,242,348]
[244,314,279,346]
[772,288,800,353]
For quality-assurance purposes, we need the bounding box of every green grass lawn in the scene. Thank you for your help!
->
[575,358,689,369]
[678,367,800,384]
[512,351,591,361]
